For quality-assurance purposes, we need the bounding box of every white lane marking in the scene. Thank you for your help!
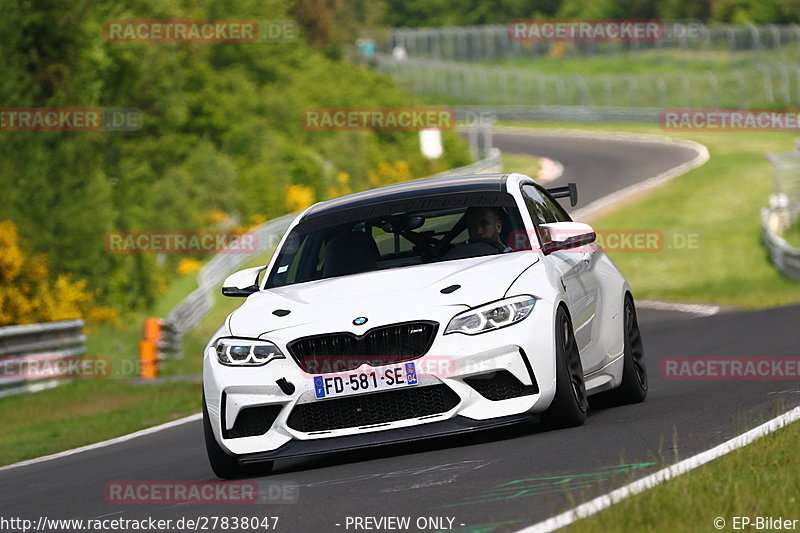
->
[636,300,720,317]
[494,126,710,223]
[0,413,202,472]
[513,405,800,533]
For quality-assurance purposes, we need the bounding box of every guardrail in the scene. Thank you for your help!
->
[387,23,800,62]
[453,105,662,124]
[763,148,800,280]
[377,55,800,109]
[761,203,800,281]
[0,319,86,398]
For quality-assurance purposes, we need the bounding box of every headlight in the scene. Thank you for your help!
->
[214,338,285,366]
[445,296,536,335]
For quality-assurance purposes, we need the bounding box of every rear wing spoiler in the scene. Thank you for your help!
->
[547,183,578,207]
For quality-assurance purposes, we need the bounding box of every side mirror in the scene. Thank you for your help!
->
[222,266,266,297]
[539,222,596,254]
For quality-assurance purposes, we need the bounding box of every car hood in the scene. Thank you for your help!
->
[228,253,539,338]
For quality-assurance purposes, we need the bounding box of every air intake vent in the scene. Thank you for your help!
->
[287,321,438,373]
[464,370,538,401]
[287,384,459,432]
[223,405,283,439]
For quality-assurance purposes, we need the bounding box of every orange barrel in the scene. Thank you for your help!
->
[139,339,158,379]
[144,317,161,341]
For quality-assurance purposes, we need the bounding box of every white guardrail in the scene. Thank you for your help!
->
[761,197,800,281]
[0,319,86,398]
[763,151,800,281]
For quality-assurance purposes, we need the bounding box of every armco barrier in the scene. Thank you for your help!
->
[0,319,86,398]
[761,205,800,281]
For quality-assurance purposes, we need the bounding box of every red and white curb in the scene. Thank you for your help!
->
[537,157,564,183]
[496,127,710,223]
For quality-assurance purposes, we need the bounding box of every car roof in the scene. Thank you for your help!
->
[302,173,511,221]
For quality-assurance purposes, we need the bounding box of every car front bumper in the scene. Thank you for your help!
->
[203,301,558,458]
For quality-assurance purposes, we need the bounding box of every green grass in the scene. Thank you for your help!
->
[502,152,542,177]
[0,379,200,466]
[562,414,800,533]
[494,48,800,76]
[84,272,198,365]
[0,248,276,467]
[500,121,800,309]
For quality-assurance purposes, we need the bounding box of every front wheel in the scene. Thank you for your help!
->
[202,391,273,479]
[542,306,588,428]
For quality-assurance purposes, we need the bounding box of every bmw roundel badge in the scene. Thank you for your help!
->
[353,317,368,326]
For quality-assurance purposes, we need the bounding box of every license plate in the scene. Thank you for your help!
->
[313,362,418,400]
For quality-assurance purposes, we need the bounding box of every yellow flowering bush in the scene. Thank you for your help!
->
[368,160,412,188]
[176,258,202,275]
[204,209,229,224]
[285,184,316,212]
[327,171,353,199]
[0,220,117,326]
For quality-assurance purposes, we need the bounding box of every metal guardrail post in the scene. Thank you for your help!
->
[763,151,800,280]
[0,319,87,398]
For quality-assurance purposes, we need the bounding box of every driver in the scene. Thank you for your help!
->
[464,206,512,252]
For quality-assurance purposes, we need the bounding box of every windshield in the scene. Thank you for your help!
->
[265,192,529,288]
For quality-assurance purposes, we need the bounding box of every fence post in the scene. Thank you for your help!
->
[680,72,691,107]
[758,65,775,103]
[705,71,719,108]
[733,69,746,108]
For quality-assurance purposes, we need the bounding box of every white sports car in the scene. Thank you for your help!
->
[202,173,647,478]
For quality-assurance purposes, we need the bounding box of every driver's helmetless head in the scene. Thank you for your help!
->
[465,207,503,243]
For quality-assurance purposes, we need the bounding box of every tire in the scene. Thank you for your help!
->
[202,391,273,479]
[592,294,647,406]
[542,306,588,428]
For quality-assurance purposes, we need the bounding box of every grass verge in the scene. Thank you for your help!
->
[0,249,275,467]
[493,48,799,75]
[500,121,800,309]
[503,152,542,176]
[561,413,800,533]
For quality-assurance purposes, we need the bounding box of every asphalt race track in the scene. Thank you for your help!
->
[2,130,798,533]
